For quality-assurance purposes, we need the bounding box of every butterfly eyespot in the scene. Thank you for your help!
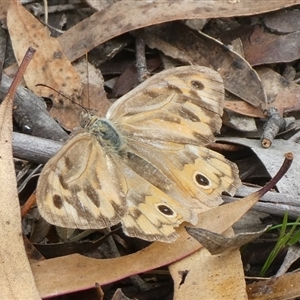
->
[53,194,63,209]
[191,80,204,90]
[156,204,176,217]
[194,173,212,189]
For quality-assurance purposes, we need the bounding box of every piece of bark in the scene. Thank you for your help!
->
[0,73,68,142]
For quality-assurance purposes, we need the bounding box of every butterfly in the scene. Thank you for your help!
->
[36,65,241,242]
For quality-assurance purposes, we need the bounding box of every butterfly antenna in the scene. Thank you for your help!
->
[36,83,89,115]
[85,49,90,110]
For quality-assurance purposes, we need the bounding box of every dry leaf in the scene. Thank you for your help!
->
[225,185,300,220]
[57,1,300,62]
[224,97,266,118]
[243,25,300,65]
[264,9,300,33]
[7,1,83,130]
[86,0,120,11]
[0,47,40,299]
[186,226,270,255]
[247,271,300,300]
[112,288,131,300]
[257,67,300,116]
[170,228,247,300]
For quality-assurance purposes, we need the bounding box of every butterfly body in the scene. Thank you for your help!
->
[87,117,124,152]
[36,66,241,242]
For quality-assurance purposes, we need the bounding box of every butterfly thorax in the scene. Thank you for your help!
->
[86,117,123,152]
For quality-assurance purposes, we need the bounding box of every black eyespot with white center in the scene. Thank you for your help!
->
[191,80,205,90]
[194,172,212,189]
[156,204,177,217]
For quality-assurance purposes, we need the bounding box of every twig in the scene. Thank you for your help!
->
[135,30,150,83]
[261,107,295,148]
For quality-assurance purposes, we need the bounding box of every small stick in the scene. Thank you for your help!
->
[261,107,295,148]
[256,152,293,197]
[5,47,36,101]
[135,30,150,83]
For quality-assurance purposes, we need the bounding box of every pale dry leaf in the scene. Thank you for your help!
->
[170,228,247,300]
[57,0,300,62]
[0,52,40,299]
[7,1,83,130]
[225,185,300,220]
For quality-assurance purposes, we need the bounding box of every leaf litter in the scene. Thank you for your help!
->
[1,0,300,299]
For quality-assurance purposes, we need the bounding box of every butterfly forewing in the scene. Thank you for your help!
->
[108,66,223,146]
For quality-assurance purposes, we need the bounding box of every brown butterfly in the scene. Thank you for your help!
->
[36,65,240,242]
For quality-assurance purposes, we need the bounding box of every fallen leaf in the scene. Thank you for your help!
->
[170,228,247,300]
[186,226,270,255]
[223,109,258,132]
[225,184,300,219]
[243,25,300,66]
[224,97,266,119]
[57,1,300,62]
[247,271,300,300]
[0,1,9,21]
[256,67,300,116]
[0,47,40,299]
[264,9,300,33]
[7,1,85,130]
[112,288,131,300]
